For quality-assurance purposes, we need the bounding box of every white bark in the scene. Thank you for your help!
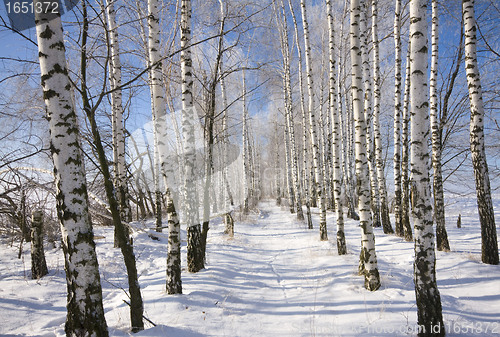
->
[218,1,234,236]
[429,0,450,252]
[105,0,130,223]
[401,42,412,242]
[318,70,332,211]
[146,0,164,232]
[181,0,204,272]
[463,0,498,265]
[147,0,183,292]
[283,110,295,213]
[410,0,445,333]
[371,0,393,234]
[34,4,108,334]
[393,0,403,237]
[360,2,381,228]
[300,0,327,240]
[337,0,358,220]
[242,71,250,215]
[287,0,313,228]
[278,0,304,221]
[350,0,380,291]
[274,118,282,206]
[327,0,346,255]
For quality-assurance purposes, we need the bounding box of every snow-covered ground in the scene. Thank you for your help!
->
[1,197,499,336]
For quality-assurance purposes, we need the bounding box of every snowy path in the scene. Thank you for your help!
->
[140,200,421,337]
[200,203,340,335]
[143,200,349,336]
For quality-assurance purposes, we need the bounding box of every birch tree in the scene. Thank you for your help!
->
[350,0,380,291]
[393,0,403,238]
[462,0,499,265]
[242,71,250,215]
[105,0,131,226]
[283,114,295,214]
[287,0,313,229]
[360,2,381,229]
[81,2,144,330]
[401,42,413,242]
[147,0,182,293]
[301,0,327,240]
[409,0,445,334]
[146,0,162,234]
[165,186,182,293]
[318,68,332,212]
[219,1,234,237]
[181,0,204,272]
[34,3,108,335]
[371,0,393,234]
[327,0,347,255]
[274,117,282,207]
[275,0,304,221]
[104,0,128,247]
[201,0,228,261]
[337,0,359,221]
[429,0,450,252]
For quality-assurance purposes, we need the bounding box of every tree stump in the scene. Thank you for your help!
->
[31,210,48,279]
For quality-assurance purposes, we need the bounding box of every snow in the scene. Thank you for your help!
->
[1,198,499,336]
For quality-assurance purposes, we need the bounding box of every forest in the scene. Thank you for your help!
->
[0,0,499,336]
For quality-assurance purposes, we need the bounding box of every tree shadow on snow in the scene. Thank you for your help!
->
[137,325,205,337]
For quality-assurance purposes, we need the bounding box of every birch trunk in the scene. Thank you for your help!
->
[371,0,393,234]
[129,135,149,220]
[30,210,48,279]
[147,0,183,291]
[462,0,498,265]
[281,8,305,221]
[82,1,144,329]
[327,0,346,255]
[140,0,161,233]
[430,0,450,252]
[393,0,403,238]
[181,0,204,272]
[165,186,182,293]
[219,34,234,236]
[287,0,312,228]
[360,3,381,229]
[34,4,108,334]
[104,10,130,244]
[338,42,358,221]
[201,0,226,262]
[350,0,380,291]
[152,56,162,233]
[401,43,413,242]
[301,0,327,240]
[410,0,445,334]
[147,0,162,232]
[283,114,295,214]
[242,71,250,215]
[274,119,282,207]
[338,0,359,220]
[344,85,358,220]
[106,0,131,227]
[318,77,332,212]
